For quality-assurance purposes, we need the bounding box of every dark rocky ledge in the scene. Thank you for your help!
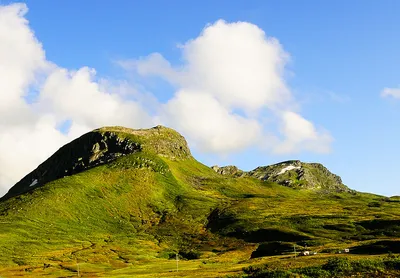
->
[1,131,141,200]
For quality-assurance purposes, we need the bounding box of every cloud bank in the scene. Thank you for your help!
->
[0,4,332,196]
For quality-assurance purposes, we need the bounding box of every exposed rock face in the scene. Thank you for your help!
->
[211,165,245,177]
[96,126,192,160]
[2,125,192,201]
[212,160,349,192]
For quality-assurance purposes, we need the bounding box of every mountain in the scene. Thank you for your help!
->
[212,160,350,192]
[1,126,191,201]
[1,126,400,277]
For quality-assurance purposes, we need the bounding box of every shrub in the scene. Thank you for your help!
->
[351,259,385,273]
[243,265,294,278]
[243,265,267,274]
[384,257,400,270]
[322,257,353,276]
[251,269,293,278]
[296,266,330,278]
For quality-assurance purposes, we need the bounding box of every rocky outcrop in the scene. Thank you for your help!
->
[211,165,245,177]
[212,160,349,192]
[97,126,192,160]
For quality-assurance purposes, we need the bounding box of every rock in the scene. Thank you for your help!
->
[211,165,245,177]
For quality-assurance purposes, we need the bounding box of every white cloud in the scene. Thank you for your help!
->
[180,20,292,112]
[381,87,400,99]
[162,90,263,153]
[0,3,47,126]
[0,5,333,197]
[275,111,333,154]
[39,67,152,128]
[121,53,180,85]
[125,20,331,154]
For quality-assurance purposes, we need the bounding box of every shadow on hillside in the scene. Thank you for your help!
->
[352,240,400,254]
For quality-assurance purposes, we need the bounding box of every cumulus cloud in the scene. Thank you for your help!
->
[275,111,332,154]
[381,87,400,99]
[163,90,263,153]
[0,5,332,197]
[39,67,152,128]
[180,21,292,112]
[0,3,47,125]
[124,20,331,154]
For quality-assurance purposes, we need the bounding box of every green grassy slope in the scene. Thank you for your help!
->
[1,126,400,277]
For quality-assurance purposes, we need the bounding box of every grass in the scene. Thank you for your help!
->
[239,254,400,277]
[0,126,400,277]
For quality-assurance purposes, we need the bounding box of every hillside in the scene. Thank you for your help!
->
[1,126,400,277]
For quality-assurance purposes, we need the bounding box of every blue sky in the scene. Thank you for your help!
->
[1,1,399,196]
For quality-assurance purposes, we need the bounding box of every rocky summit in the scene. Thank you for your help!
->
[212,160,349,192]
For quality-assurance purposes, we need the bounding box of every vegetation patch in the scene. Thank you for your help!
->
[242,256,400,277]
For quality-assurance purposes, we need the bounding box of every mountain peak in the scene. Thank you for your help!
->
[1,125,191,200]
[95,125,191,159]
